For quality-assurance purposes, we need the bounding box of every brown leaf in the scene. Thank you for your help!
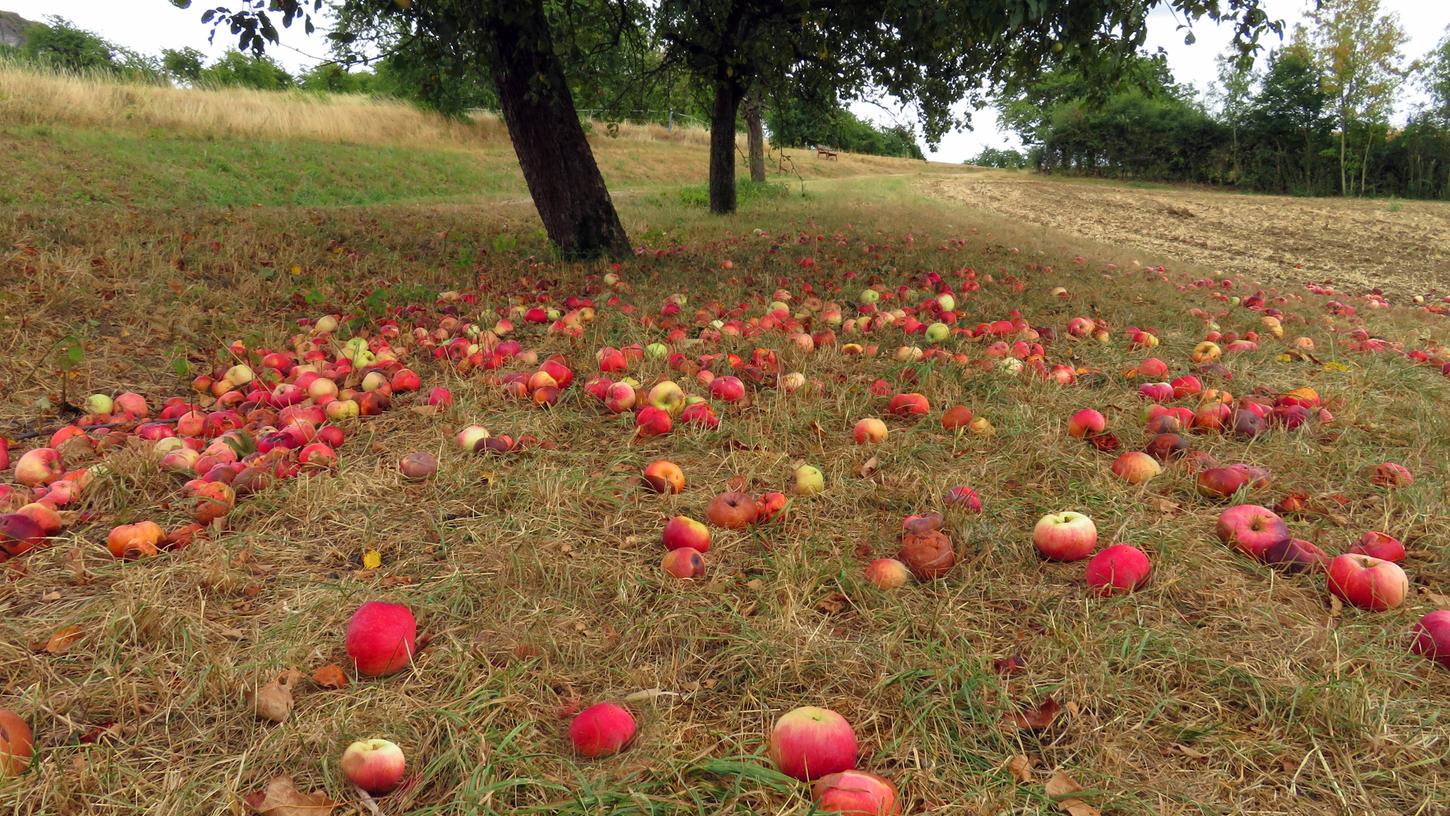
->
[65,547,92,585]
[993,654,1027,675]
[1147,496,1181,515]
[1005,697,1061,731]
[1045,771,1101,816]
[1172,744,1210,760]
[78,720,121,744]
[252,669,302,723]
[32,624,83,655]
[857,456,880,479]
[244,775,337,816]
[814,592,850,616]
[310,664,348,690]
[1005,754,1035,783]
[1328,594,1343,620]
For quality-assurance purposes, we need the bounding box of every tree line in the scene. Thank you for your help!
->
[982,0,1450,200]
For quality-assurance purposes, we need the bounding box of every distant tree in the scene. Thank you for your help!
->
[969,147,1028,168]
[1305,0,1408,195]
[1423,28,1450,122]
[1242,41,1335,194]
[298,62,379,95]
[161,46,206,83]
[198,50,294,90]
[765,96,924,160]
[21,17,118,72]
[1209,46,1258,181]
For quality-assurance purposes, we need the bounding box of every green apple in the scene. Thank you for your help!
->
[793,464,825,496]
[925,322,950,343]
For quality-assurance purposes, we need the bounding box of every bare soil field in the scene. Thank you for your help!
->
[925,171,1450,294]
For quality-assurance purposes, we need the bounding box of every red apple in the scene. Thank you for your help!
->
[1327,554,1408,611]
[941,404,974,431]
[755,491,788,523]
[768,706,857,781]
[852,418,888,444]
[1370,462,1413,488]
[1410,610,1450,669]
[1263,537,1330,573]
[706,492,758,529]
[1066,408,1106,438]
[1032,511,1097,561]
[14,447,63,487]
[887,393,929,417]
[864,558,912,589]
[345,601,417,677]
[642,460,685,494]
[0,708,33,777]
[1111,451,1162,484]
[340,738,406,794]
[662,516,711,552]
[662,547,706,579]
[1350,531,1405,563]
[399,451,438,481]
[1196,466,1251,499]
[1143,432,1189,462]
[569,702,636,758]
[1084,544,1151,595]
[1215,505,1289,560]
[709,375,747,403]
[943,485,982,512]
[811,770,902,816]
[635,406,673,436]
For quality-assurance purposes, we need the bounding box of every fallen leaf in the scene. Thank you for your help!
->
[1328,594,1343,620]
[1147,496,1181,515]
[362,549,382,570]
[814,592,850,615]
[857,456,880,478]
[1005,754,1035,783]
[310,664,348,690]
[1004,697,1061,731]
[244,774,337,816]
[409,404,441,416]
[993,654,1027,675]
[252,669,302,723]
[32,624,83,655]
[65,547,92,585]
[78,720,121,744]
[1045,771,1101,816]
[1087,432,1121,452]
[1172,743,1210,759]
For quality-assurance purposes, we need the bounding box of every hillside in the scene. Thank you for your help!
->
[0,10,38,50]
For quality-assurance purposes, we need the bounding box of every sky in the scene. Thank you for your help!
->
[7,0,1450,163]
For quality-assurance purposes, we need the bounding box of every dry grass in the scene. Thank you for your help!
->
[2,186,1449,815]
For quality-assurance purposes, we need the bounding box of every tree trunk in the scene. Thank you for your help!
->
[1338,116,1348,196]
[744,86,766,184]
[483,0,630,259]
[708,76,745,214]
[1359,127,1374,197]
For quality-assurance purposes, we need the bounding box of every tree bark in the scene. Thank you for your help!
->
[484,0,630,259]
[744,85,766,184]
[708,76,745,214]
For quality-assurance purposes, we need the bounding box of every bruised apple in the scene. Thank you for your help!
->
[864,558,912,589]
[106,521,164,559]
[706,492,758,529]
[811,770,902,816]
[661,547,706,579]
[642,460,685,494]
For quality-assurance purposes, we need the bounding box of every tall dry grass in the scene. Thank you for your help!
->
[0,58,720,151]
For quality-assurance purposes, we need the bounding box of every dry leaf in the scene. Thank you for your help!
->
[244,774,337,816]
[310,664,348,690]
[993,654,1027,675]
[1005,697,1062,731]
[1328,594,1343,619]
[253,669,302,723]
[1173,743,1210,759]
[409,404,441,416]
[1147,496,1181,515]
[814,592,850,616]
[1005,754,1035,783]
[65,547,92,585]
[32,624,83,655]
[362,550,382,570]
[857,456,880,478]
[1045,771,1101,816]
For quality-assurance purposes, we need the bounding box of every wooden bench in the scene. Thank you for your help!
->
[815,145,838,160]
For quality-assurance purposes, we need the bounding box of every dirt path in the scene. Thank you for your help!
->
[923,172,1450,294]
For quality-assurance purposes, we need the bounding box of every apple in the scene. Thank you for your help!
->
[1263,538,1330,574]
[0,513,45,558]
[755,491,788,523]
[943,485,982,513]
[662,516,711,553]
[15,502,62,537]
[811,770,901,816]
[887,393,929,417]
[1066,409,1106,438]
[1410,610,1450,669]
[793,464,825,496]
[346,601,417,677]
[1196,466,1252,499]
[456,425,490,451]
[399,451,438,480]
[1327,554,1407,611]
[781,372,807,393]
[0,708,33,778]
[569,702,636,758]
[941,404,974,431]
[106,520,164,559]
[604,382,637,413]
[1370,462,1413,488]
[898,529,955,579]
[709,376,747,403]
[1349,531,1405,563]
[1143,432,1189,462]
[924,322,950,342]
[635,406,673,437]
[662,547,706,579]
[768,706,858,781]
[84,393,114,415]
[706,492,758,529]
[1084,544,1151,595]
[648,381,686,414]
[1032,512,1097,561]
[642,460,685,494]
[340,738,406,794]
[1111,452,1162,484]
[852,418,888,444]
[864,558,912,589]
[15,448,63,487]
[1215,505,1289,560]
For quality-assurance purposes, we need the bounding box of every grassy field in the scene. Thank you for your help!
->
[2,66,1450,816]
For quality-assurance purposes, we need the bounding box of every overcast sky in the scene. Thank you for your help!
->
[7,0,1449,163]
